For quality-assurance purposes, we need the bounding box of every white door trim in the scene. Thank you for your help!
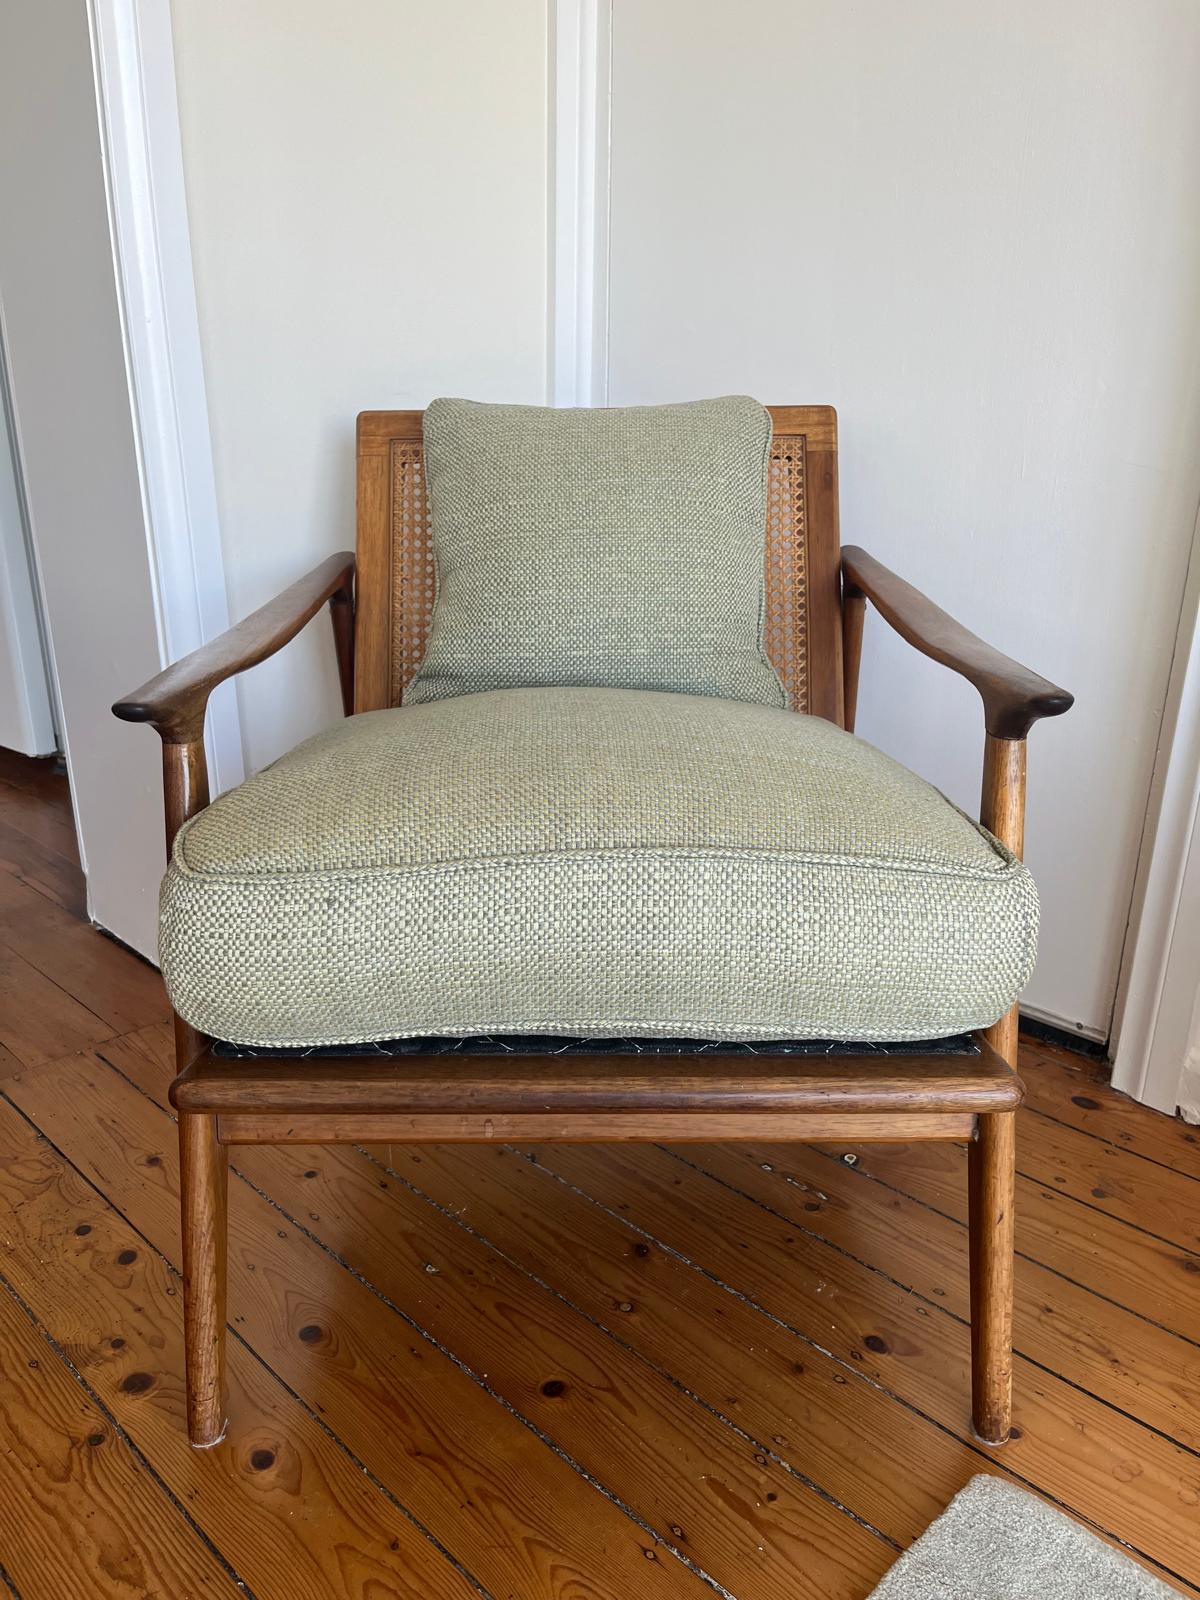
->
[1111,505,1200,1113]
[548,0,612,407]
[88,0,243,795]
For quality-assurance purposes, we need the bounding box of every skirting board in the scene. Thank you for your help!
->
[1019,1003,1107,1050]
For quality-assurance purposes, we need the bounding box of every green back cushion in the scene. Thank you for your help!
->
[405,395,785,707]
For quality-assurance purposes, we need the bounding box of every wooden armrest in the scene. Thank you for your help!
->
[841,545,1073,739]
[113,552,355,743]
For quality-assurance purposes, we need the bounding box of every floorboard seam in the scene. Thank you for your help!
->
[230,1160,742,1600]
[0,851,83,916]
[0,826,76,872]
[357,1142,901,1555]
[516,1146,1197,1591]
[800,1144,1200,1352]
[92,1039,179,1097]
[0,930,124,1043]
[1024,1102,1200,1184]
[0,1267,257,1600]
[223,1311,501,1600]
[0,1085,497,1600]
[663,1147,1200,1459]
[1013,1169,1200,1260]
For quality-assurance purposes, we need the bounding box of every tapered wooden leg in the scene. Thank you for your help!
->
[971,734,1026,1444]
[179,1111,228,1447]
[968,1104,1016,1444]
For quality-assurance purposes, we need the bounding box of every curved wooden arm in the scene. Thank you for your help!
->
[841,545,1073,739]
[841,543,1071,1077]
[113,552,355,744]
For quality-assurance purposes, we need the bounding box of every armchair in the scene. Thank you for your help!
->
[114,403,1071,1455]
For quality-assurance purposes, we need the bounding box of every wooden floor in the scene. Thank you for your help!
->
[0,747,1198,1599]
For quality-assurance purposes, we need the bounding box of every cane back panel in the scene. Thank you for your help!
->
[354,405,843,723]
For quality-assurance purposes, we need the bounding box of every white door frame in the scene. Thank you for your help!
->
[548,0,612,407]
[88,0,243,795]
[1111,504,1200,1114]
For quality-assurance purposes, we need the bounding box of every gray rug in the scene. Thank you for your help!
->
[869,1477,1183,1599]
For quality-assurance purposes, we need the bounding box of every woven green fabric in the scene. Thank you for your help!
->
[159,688,1038,1048]
[406,396,785,708]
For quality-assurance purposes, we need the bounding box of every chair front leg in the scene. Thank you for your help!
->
[968,1099,1016,1443]
[160,742,228,1445]
[179,1108,228,1447]
[969,731,1027,1445]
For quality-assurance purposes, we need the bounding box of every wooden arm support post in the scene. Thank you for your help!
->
[840,544,1072,1445]
[112,550,355,1448]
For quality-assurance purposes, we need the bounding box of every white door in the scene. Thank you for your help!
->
[0,363,56,757]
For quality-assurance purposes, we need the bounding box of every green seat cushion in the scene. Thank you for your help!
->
[160,688,1038,1048]
[406,395,785,708]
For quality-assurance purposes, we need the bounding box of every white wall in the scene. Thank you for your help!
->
[604,0,1200,1037]
[169,0,550,772]
[0,0,167,957]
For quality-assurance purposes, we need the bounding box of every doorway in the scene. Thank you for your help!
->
[0,0,170,960]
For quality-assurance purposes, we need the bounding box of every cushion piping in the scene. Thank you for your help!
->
[171,836,1027,886]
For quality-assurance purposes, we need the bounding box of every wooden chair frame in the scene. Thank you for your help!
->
[114,405,1071,1452]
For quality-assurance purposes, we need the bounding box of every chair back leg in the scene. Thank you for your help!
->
[179,1110,228,1447]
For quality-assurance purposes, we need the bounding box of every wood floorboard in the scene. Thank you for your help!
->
[0,941,116,1066]
[0,1259,239,1599]
[0,753,1197,1596]
[0,1093,491,1600]
[830,1136,1200,1343]
[0,747,74,805]
[531,1143,1200,1591]
[0,780,79,863]
[1007,1114,1200,1254]
[0,814,86,917]
[0,870,169,1036]
[692,1140,1200,1449]
[1020,1040,1200,1181]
